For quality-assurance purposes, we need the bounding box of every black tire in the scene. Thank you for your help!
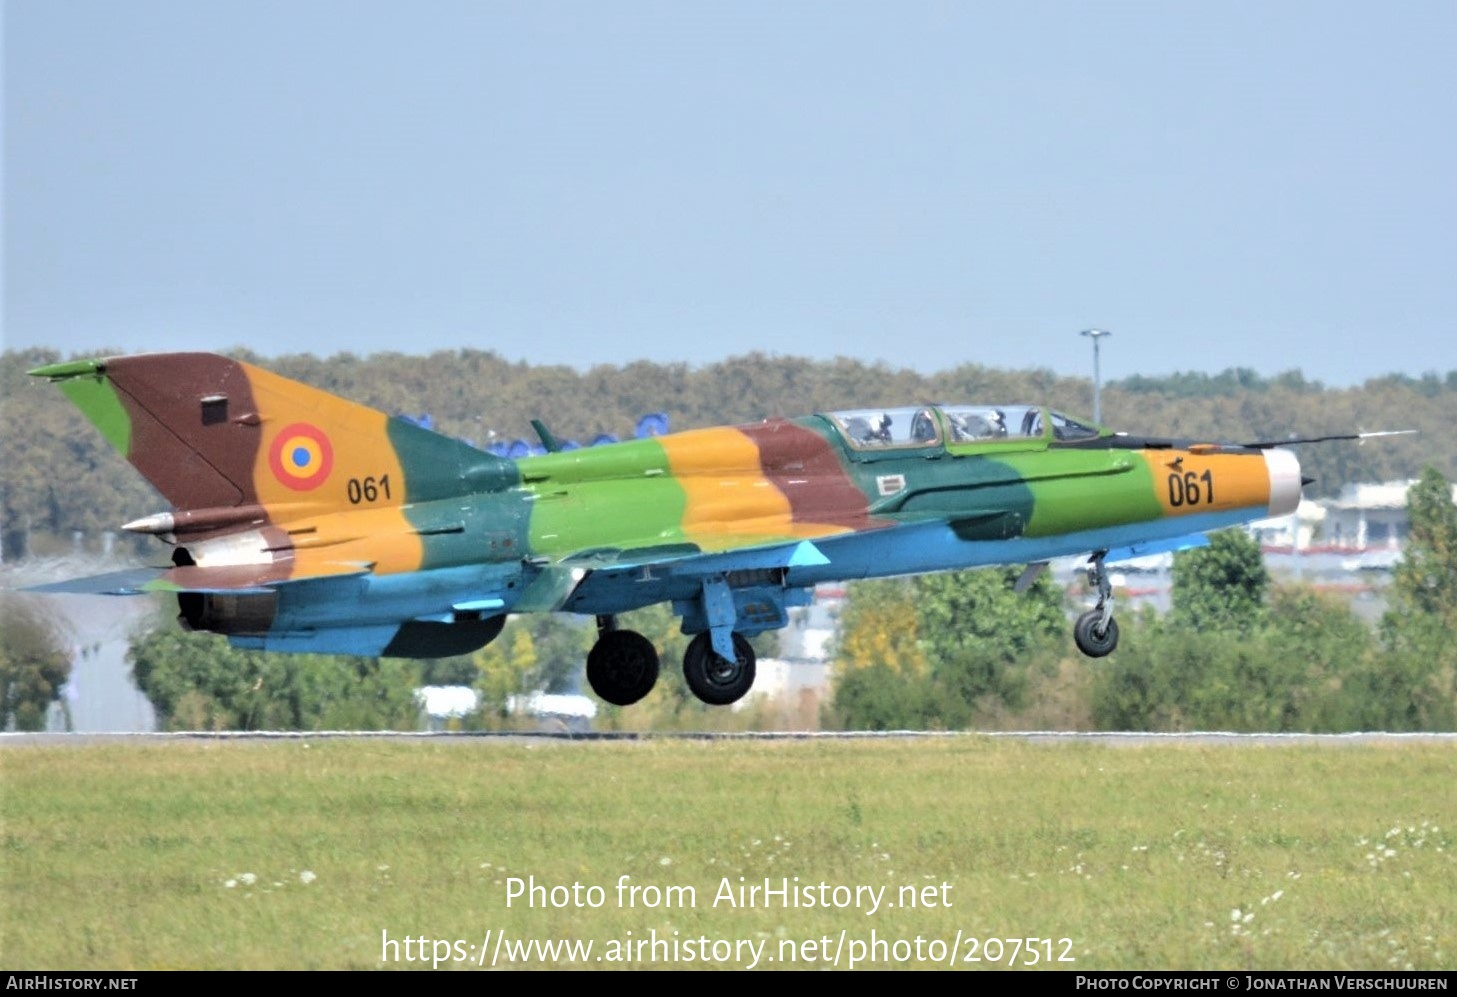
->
[586,629,660,706]
[682,631,757,706]
[1073,610,1119,658]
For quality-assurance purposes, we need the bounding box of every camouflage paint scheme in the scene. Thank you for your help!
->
[29,353,1303,678]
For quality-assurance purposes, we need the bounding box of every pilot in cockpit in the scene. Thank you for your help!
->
[910,409,938,443]
[867,412,893,443]
[950,409,1007,441]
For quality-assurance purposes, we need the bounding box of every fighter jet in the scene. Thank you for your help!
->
[31,352,1383,708]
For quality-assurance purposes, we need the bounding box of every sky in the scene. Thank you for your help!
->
[4,1,1455,387]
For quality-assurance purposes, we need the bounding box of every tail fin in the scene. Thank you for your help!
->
[30,354,515,526]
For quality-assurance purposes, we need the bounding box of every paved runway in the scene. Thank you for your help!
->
[5,729,1455,746]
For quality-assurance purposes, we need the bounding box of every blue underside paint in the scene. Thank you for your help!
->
[696,575,739,660]
[268,563,524,631]
[676,583,812,638]
[568,506,1258,616]
[1103,532,1210,563]
[230,625,402,656]
[783,507,1256,588]
[235,506,1259,653]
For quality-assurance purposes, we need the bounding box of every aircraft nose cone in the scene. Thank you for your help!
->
[1264,448,1303,517]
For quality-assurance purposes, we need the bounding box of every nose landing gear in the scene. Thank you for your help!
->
[1073,551,1119,658]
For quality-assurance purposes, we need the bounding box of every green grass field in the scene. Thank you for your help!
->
[2,736,1454,970]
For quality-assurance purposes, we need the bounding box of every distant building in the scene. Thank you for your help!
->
[1250,480,1457,554]
[1319,480,1434,551]
[415,686,598,732]
[507,692,597,733]
[1248,498,1326,550]
[415,685,479,731]
[729,586,841,724]
[736,658,831,707]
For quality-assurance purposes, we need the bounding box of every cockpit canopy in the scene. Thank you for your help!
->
[826,405,1102,450]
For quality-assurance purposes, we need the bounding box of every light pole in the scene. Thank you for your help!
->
[1080,328,1111,424]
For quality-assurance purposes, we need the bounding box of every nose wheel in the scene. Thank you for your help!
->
[1074,552,1119,657]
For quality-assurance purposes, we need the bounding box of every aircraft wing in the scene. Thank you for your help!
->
[23,567,172,596]
[512,538,833,614]
[555,538,830,575]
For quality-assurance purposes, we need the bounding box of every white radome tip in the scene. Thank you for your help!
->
[1263,449,1302,517]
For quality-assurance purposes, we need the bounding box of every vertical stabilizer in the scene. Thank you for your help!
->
[30,353,515,524]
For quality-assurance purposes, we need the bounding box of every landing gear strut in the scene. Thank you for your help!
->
[585,615,660,706]
[1073,552,1119,658]
[682,631,757,706]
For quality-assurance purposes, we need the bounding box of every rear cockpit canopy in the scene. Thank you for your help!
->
[826,405,1102,450]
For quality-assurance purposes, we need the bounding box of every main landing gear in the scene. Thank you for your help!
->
[1073,552,1119,658]
[585,616,660,707]
[585,617,759,707]
[682,631,757,706]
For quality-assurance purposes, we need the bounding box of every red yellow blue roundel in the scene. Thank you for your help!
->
[268,423,334,491]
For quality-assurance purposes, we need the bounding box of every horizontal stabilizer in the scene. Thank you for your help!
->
[22,560,372,596]
[143,561,375,594]
[156,559,372,591]
[23,567,168,596]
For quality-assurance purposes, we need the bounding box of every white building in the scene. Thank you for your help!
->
[1318,480,1457,551]
[1248,498,1327,550]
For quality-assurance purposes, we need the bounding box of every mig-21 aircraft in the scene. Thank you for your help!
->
[28,352,1389,708]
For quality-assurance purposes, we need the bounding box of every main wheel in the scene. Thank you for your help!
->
[682,632,756,706]
[586,629,660,706]
[1073,610,1119,658]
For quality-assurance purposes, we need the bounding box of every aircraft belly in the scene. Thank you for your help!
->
[269,564,524,631]
[229,626,403,657]
[780,509,1259,585]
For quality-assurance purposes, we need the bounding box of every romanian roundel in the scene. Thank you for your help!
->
[268,423,334,491]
